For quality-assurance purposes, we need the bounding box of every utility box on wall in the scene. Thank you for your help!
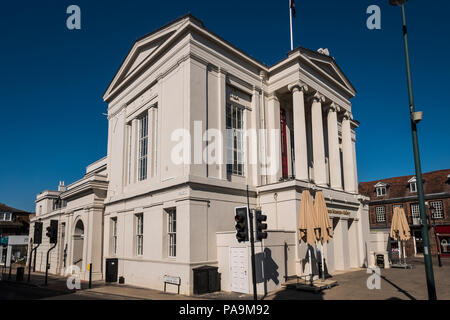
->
[193,265,221,295]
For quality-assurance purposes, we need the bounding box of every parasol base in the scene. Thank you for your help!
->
[390,263,413,269]
[283,278,338,293]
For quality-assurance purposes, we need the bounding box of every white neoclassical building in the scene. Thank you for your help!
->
[30,14,370,295]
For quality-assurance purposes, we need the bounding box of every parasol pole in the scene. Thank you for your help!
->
[309,245,313,286]
[321,240,325,281]
[403,240,407,265]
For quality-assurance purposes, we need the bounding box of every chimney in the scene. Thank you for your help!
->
[58,181,67,192]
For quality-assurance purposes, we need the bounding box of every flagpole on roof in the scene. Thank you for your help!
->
[289,0,294,51]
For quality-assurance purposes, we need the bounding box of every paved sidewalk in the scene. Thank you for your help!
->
[267,256,450,300]
[1,268,251,300]
[2,257,449,300]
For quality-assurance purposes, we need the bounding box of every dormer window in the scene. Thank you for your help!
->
[408,176,417,193]
[377,187,386,197]
[374,182,388,197]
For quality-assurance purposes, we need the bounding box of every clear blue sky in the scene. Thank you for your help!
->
[1,0,449,212]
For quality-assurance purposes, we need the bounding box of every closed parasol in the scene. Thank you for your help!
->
[390,207,411,265]
[298,190,317,245]
[313,191,333,281]
[298,190,317,283]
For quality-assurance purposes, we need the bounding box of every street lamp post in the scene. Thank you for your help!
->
[389,0,437,300]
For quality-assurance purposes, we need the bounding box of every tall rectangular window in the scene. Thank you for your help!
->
[167,209,176,258]
[226,103,244,176]
[376,206,386,223]
[430,201,444,220]
[136,214,143,256]
[111,217,118,255]
[138,114,149,181]
[411,203,420,225]
[127,124,132,184]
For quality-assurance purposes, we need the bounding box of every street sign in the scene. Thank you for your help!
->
[163,275,181,285]
[0,236,8,246]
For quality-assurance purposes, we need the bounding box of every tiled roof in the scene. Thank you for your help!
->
[359,169,450,201]
[0,203,33,215]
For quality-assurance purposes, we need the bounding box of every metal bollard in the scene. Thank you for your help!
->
[88,263,92,289]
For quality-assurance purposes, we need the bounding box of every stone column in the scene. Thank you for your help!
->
[266,95,282,183]
[217,67,227,180]
[288,82,309,181]
[250,87,260,186]
[327,103,342,190]
[310,92,327,186]
[342,112,356,193]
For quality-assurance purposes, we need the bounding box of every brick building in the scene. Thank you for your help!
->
[0,203,33,265]
[0,203,32,237]
[359,169,450,259]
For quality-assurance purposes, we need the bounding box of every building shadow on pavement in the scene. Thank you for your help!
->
[0,281,78,300]
[271,287,325,300]
[381,275,417,300]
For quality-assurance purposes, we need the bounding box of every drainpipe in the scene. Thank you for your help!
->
[101,207,105,280]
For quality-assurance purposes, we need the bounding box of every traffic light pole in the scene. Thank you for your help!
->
[28,243,40,282]
[247,186,257,301]
[44,243,57,286]
[33,245,38,272]
[398,3,436,300]
[248,209,257,301]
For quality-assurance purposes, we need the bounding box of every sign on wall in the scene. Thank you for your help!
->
[0,237,8,246]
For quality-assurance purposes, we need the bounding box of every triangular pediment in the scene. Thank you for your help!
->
[407,176,416,183]
[374,181,388,188]
[117,37,169,84]
[298,47,356,95]
[103,14,203,101]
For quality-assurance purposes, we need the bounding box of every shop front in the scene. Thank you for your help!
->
[436,225,450,257]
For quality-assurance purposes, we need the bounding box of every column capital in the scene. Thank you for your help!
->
[288,81,308,93]
[328,102,341,113]
[217,66,228,75]
[259,70,267,81]
[342,111,353,121]
[267,93,280,102]
[252,85,262,94]
[311,92,325,104]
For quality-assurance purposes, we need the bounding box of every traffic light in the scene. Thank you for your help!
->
[235,207,249,242]
[46,220,58,244]
[255,209,268,241]
[33,222,43,244]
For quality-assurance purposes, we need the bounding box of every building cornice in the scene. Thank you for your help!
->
[368,192,450,206]
[60,177,108,201]
[105,17,356,107]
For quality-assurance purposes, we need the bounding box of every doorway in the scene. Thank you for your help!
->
[414,230,424,255]
[73,219,84,269]
[230,247,249,294]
